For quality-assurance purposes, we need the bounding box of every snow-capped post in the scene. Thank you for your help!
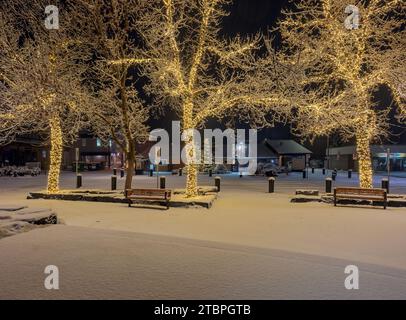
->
[76,174,82,189]
[111,175,117,191]
[382,178,389,194]
[325,178,332,194]
[332,170,337,181]
[268,177,275,193]
[160,176,166,189]
[348,169,352,179]
[215,177,221,192]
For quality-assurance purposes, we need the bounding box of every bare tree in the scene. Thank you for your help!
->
[0,1,90,193]
[278,0,406,188]
[72,0,151,190]
[108,0,294,197]
[86,84,150,190]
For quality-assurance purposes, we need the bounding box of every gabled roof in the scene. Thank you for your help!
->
[257,140,277,158]
[265,139,312,155]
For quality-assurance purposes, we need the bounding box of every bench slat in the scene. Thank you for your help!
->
[335,195,385,200]
[125,188,172,209]
[334,187,387,209]
[335,188,385,195]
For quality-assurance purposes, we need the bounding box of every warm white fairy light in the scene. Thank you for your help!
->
[47,114,63,193]
[110,0,295,197]
[0,0,89,193]
[280,0,405,188]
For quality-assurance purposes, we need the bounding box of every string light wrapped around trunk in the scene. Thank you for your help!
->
[355,131,373,189]
[47,114,63,193]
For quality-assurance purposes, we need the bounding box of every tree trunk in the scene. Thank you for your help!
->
[355,127,373,189]
[124,141,136,191]
[183,99,198,197]
[47,114,63,193]
[186,162,198,197]
[185,130,198,198]
[117,65,136,192]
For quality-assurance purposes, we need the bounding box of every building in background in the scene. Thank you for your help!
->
[233,139,313,173]
[264,139,312,171]
[326,145,406,172]
[64,136,118,171]
[64,137,155,172]
[0,137,48,170]
[0,134,153,173]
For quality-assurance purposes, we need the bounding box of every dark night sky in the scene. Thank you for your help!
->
[148,0,405,157]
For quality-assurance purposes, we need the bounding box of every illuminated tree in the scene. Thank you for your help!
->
[0,1,89,193]
[278,0,405,188]
[114,0,292,197]
[73,0,150,190]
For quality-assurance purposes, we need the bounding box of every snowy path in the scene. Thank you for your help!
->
[1,225,406,300]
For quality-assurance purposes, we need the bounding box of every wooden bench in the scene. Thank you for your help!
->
[125,189,172,209]
[334,187,387,209]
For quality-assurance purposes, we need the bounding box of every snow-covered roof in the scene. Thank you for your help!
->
[257,140,277,158]
[265,139,312,155]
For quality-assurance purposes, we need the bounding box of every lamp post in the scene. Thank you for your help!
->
[326,135,330,176]
[75,147,79,176]
[387,147,391,188]
[155,146,161,189]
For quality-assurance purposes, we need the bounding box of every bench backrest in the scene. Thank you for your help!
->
[335,187,386,196]
[126,188,171,198]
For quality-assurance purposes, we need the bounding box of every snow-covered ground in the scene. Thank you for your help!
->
[0,170,405,299]
[1,225,406,299]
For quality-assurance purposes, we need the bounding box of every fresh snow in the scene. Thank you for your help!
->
[0,170,405,299]
[0,225,406,299]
